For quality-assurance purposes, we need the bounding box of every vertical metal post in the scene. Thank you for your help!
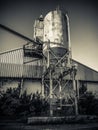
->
[41,75,44,98]
[59,81,62,99]
[59,81,62,107]
[72,69,78,116]
[76,80,79,99]
[47,42,50,68]
[47,41,53,116]
[41,57,45,98]
[20,78,23,97]
[49,69,53,116]
[19,49,24,97]
[66,14,72,68]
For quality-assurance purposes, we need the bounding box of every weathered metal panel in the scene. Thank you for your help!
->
[0,49,23,64]
[0,63,23,77]
[87,82,98,94]
[44,9,68,49]
[23,80,41,94]
[73,60,98,81]
[0,63,42,78]
[23,65,42,78]
[0,79,41,94]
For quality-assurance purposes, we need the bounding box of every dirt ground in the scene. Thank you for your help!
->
[0,122,98,130]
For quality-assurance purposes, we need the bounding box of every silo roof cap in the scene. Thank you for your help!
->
[39,15,44,21]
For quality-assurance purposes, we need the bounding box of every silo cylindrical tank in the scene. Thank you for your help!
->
[43,9,69,58]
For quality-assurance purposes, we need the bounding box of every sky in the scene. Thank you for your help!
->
[0,0,98,71]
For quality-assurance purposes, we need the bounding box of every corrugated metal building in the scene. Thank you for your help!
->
[0,48,98,96]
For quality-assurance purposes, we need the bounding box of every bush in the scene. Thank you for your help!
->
[0,87,49,119]
[78,92,98,115]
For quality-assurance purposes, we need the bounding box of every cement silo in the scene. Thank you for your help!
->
[43,8,70,58]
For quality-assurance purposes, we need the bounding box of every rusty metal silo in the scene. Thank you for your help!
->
[43,8,70,58]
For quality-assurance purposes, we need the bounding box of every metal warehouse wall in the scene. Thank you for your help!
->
[0,48,43,78]
[0,63,42,78]
[0,48,98,81]
[73,60,98,81]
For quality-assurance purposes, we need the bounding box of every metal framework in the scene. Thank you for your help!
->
[41,42,78,116]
